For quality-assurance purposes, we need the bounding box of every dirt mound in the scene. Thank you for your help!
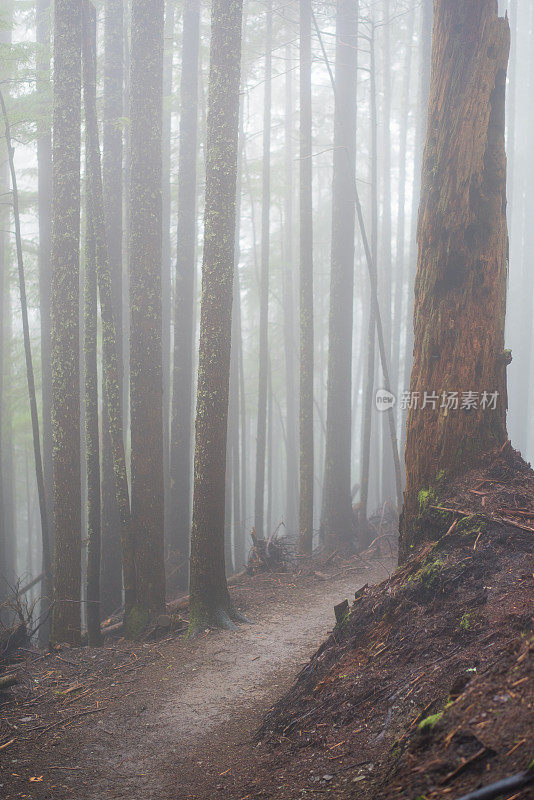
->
[227,447,534,800]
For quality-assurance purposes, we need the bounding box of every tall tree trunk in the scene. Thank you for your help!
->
[391,4,415,409]
[379,0,395,504]
[50,0,82,645]
[400,0,510,558]
[101,0,124,618]
[266,361,273,537]
[321,0,358,549]
[129,0,166,620]
[298,0,314,554]
[82,0,136,628]
[82,4,102,647]
[162,0,175,551]
[283,39,298,539]
[36,0,54,571]
[254,0,273,540]
[0,43,10,607]
[36,0,53,644]
[226,96,245,573]
[403,0,432,437]
[169,0,201,587]
[515,8,534,456]
[358,19,378,544]
[188,0,244,633]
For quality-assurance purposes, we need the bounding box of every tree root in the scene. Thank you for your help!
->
[187,603,252,638]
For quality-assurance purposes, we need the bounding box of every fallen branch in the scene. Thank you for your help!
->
[18,573,45,596]
[440,747,494,786]
[0,738,15,751]
[452,766,534,800]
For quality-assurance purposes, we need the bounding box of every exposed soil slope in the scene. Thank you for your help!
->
[219,446,534,800]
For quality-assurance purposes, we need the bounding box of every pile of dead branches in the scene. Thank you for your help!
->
[246,526,295,574]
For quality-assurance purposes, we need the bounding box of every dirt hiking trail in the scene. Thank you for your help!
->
[0,558,391,800]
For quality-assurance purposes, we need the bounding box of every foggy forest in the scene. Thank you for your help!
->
[0,0,532,798]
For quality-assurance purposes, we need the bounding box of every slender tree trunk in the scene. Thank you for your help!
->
[298,0,314,554]
[400,0,510,557]
[515,8,534,455]
[129,0,166,621]
[226,96,245,574]
[82,4,102,647]
[0,55,9,607]
[506,0,517,231]
[162,0,175,550]
[254,0,273,540]
[266,361,273,537]
[36,0,53,644]
[170,0,201,587]
[101,0,124,618]
[82,0,136,624]
[358,20,378,545]
[224,443,234,574]
[2,285,15,586]
[391,4,415,406]
[283,39,298,539]
[50,0,82,645]
[36,0,54,574]
[379,0,395,504]
[234,105,247,568]
[402,0,432,438]
[188,0,244,633]
[321,0,358,549]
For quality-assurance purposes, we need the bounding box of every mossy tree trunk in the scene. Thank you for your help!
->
[101,0,124,619]
[51,0,82,645]
[321,0,358,550]
[400,0,510,559]
[169,0,201,588]
[188,0,244,633]
[298,0,314,555]
[129,0,166,621]
[82,3,101,647]
[36,0,53,645]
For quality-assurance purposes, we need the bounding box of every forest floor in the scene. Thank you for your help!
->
[2,448,533,800]
[0,550,393,799]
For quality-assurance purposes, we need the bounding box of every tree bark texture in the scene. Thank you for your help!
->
[82,4,102,647]
[254,0,273,540]
[170,0,201,586]
[101,0,124,618]
[321,0,358,548]
[400,0,510,557]
[188,0,244,631]
[129,0,166,617]
[298,0,314,554]
[51,0,82,645]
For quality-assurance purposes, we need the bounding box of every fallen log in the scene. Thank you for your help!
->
[0,674,18,691]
